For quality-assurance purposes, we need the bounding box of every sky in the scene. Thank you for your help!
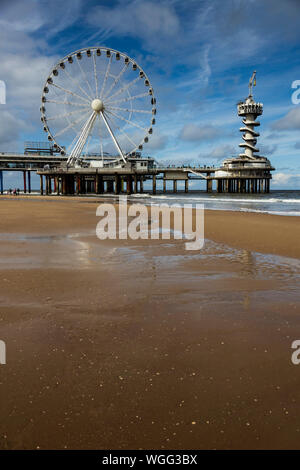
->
[1,0,300,189]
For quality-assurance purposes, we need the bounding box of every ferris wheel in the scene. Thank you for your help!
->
[40,47,156,166]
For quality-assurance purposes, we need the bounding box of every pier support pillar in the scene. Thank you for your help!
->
[81,176,86,194]
[260,179,264,193]
[185,179,189,193]
[95,174,103,194]
[163,179,166,193]
[40,175,43,195]
[217,179,222,193]
[107,180,114,193]
[206,179,212,193]
[23,170,27,194]
[152,175,156,194]
[61,176,66,195]
[55,177,59,195]
[99,175,104,194]
[126,175,133,194]
[0,170,3,194]
[173,180,177,193]
[140,176,143,193]
[115,174,121,194]
[27,171,31,194]
[76,175,80,195]
[134,174,138,194]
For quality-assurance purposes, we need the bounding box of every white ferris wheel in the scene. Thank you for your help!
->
[40,47,156,166]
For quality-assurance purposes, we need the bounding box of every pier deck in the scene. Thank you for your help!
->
[0,153,273,194]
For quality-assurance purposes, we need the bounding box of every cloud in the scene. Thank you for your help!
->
[204,144,236,160]
[271,107,300,131]
[0,110,27,149]
[86,1,180,49]
[272,172,300,188]
[259,143,278,155]
[0,0,82,36]
[145,131,168,150]
[0,0,44,33]
[179,124,220,142]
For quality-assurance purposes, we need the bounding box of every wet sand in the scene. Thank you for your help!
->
[0,196,300,449]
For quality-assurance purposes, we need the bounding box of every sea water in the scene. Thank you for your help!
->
[129,190,300,217]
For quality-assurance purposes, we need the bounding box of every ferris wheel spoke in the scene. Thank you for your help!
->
[97,115,104,161]
[105,109,148,132]
[51,83,90,104]
[45,99,90,108]
[75,56,95,98]
[61,66,94,102]
[100,111,126,163]
[105,76,141,103]
[106,91,149,106]
[106,105,152,115]
[106,113,139,149]
[53,109,91,138]
[93,51,99,98]
[67,112,97,165]
[84,133,93,156]
[67,120,89,153]
[102,63,129,100]
[46,108,90,121]
[100,54,112,99]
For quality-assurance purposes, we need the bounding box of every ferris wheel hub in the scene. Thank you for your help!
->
[91,98,104,112]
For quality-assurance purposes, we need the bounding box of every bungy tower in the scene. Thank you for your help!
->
[215,71,274,193]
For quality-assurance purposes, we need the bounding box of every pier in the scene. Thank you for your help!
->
[0,151,274,195]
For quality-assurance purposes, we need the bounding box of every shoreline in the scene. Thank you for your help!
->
[0,195,300,259]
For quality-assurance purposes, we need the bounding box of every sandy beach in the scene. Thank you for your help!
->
[0,196,300,449]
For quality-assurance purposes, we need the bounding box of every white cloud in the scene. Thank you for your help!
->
[179,123,220,142]
[205,144,235,160]
[0,110,27,148]
[0,0,44,33]
[259,143,278,155]
[272,172,300,188]
[145,131,168,150]
[272,107,300,131]
[86,1,180,49]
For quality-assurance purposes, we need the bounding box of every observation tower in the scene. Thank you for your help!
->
[215,71,274,193]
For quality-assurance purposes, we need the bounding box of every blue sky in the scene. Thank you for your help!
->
[1,0,300,189]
